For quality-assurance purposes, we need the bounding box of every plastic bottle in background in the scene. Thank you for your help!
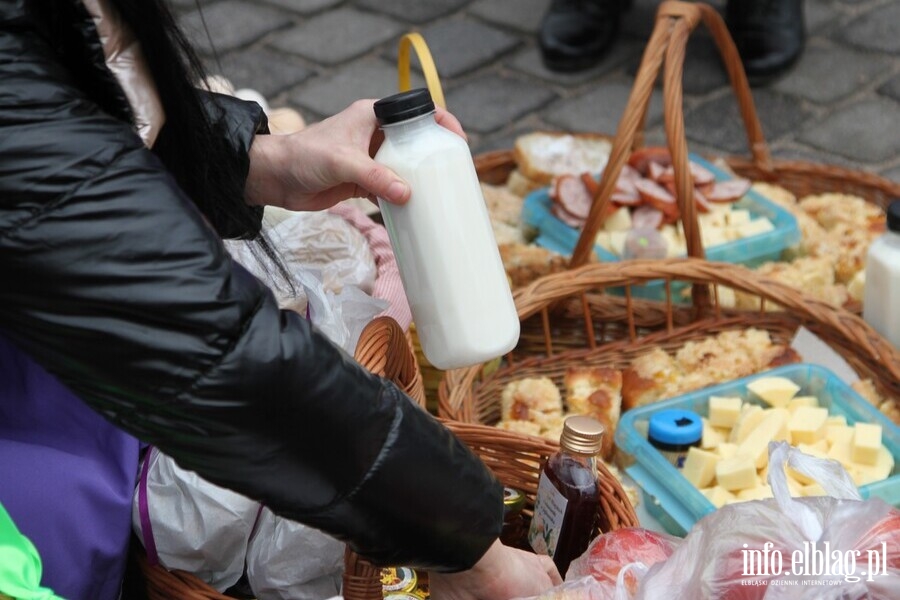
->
[373,89,519,369]
[863,201,900,349]
[528,415,605,577]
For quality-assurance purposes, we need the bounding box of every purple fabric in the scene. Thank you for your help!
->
[137,446,159,566]
[0,334,141,600]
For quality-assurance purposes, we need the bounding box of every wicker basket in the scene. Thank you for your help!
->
[438,258,900,432]
[477,1,899,309]
[134,316,425,600]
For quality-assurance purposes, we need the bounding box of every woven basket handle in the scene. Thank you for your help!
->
[397,32,446,109]
[570,1,774,281]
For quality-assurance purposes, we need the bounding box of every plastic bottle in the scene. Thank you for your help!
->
[373,89,519,369]
[864,200,900,349]
[528,415,605,576]
[647,409,702,469]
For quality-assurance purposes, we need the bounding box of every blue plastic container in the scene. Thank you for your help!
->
[615,364,900,536]
[522,154,801,300]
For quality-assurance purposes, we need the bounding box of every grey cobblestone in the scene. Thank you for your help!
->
[355,0,470,24]
[544,80,664,136]
[267,8,401,65]
[510,39,643,85]
[469,0,551,34]
[772,42,893,105]
[878,73,900,104]
[289,59,424,121]
[260,0,343,15]
[177,0,899,184]
[213,48,313,98]
[799,97,900,163]
[883,165,900,184]
[685,89,816,154]
[839,2,900,54]
[445,73,556,133]
[389,20,519,80]
[179,0,290,55]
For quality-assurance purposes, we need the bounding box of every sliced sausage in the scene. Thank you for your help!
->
[706,178,752,203]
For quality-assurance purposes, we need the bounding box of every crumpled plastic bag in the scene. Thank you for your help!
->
[245,507,344,600]
[132,447,260,591]
[225,212,387,354]
[295,268,387,354]
[514,575,609,599]
[636,442,900,599]
[133,449,347,595]
[261,208,377,294]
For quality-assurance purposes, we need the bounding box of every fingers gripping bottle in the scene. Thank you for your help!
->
[373,89,519,369]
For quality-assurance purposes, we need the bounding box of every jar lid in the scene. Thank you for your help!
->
[888,200,899,233]
[381,567,417,593]
[503,487,526,514]
[374,89,435,125]
[648,409,703,446]
[559,415,605,455]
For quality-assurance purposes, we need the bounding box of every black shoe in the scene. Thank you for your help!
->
[539,0,624,73]
[726,0,805,86]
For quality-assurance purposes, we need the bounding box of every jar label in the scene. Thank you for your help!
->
[528,472,568,557]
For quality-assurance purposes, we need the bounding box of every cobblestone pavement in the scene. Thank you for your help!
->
[174,0,900,183]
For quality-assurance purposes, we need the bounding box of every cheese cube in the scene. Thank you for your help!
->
[709,396,743,429]
[852,423,882,466]
[701,486,736,508]
[801,483,827,497]
[788,396,819,413]
[853,446,894,485]
[729,405,765,443]
[737,218,775,238]
[738,484,774,501]
[826,415,848,427]
[702,228,729,248]
[737,408,790,469]
[609,231,628,257]
[726,209,751,226]
[747,377,800,408]
[682,447,720,489]
[789,406,829,445]
[827,436,854,469]
[717,455,758,491]
[798,440,829,456]
[594,231,613,253]
[700,418,727,450]
[717,442,738,460]
[715,286,736,309]
[827,424,854,448]
[603,206,632,232]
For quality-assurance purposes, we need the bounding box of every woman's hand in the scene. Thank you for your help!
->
[245,99,465,211]
[428,539,562,600]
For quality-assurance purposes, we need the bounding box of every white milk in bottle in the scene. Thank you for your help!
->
[863,200,900,349]
[373,89,519,369]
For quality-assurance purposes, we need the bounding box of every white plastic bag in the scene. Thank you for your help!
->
[132,447,260,591]
[263,208,377,294]
[245,507,344,600]
[636,442,900,599]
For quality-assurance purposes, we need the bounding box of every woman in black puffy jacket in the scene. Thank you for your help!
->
[0,0,560,598]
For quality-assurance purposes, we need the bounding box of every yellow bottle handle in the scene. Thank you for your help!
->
[397,32,446,109]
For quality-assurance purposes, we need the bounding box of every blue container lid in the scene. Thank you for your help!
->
[648,409,702,446]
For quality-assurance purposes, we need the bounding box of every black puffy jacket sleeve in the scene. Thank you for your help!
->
[0,11,502,570]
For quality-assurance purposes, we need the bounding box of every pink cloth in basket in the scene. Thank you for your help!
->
[328,203,412,330]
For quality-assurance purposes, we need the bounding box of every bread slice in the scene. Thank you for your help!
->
[564,366,623,459]
[513,132,612,186]
[506,168,545,198]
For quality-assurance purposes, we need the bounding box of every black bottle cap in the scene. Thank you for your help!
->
[374,88,435,125]
[888,200,899,233]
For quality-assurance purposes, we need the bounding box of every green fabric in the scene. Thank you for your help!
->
[0,503,65,600]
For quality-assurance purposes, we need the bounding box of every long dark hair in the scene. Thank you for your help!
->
[31,0,291,282]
